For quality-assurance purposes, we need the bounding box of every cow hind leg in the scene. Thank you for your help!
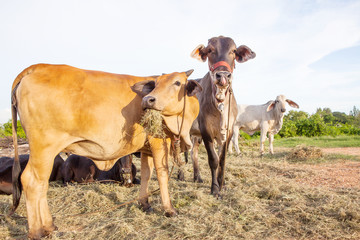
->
[21,152,58,239]
[191,136,203,183]
[138,153,154,212]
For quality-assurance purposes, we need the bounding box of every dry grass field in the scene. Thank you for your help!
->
[1,141,360,239]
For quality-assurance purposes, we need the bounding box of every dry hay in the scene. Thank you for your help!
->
[287,145,323,161]
[140,109,166,138]
[1,148,360,239]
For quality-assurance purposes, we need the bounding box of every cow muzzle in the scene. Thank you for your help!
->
[142,95,156,110]
[212,72,231,103]
[215,71,232,86]
[121,168,133,187]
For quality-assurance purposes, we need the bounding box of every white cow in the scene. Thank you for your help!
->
[229,95,299,155]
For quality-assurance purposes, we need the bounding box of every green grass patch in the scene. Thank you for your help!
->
[272,135,360,148]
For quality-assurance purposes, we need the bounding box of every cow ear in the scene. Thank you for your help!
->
[267,101,276,112]
[286,99,299,109]
[235,45,256,63]
[131,80,155,97]
[186,80,202,97]
[190,44,208,62]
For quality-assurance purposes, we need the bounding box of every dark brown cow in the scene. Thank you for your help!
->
[188,36,256,196]
[62,154,138,186]
[0,154,63,195]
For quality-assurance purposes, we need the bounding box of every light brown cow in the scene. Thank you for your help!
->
[10,64,201,239]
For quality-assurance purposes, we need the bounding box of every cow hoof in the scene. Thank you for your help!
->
[211,187,221,198]
[177,171,185,181]
[193,176,203,183]
[165,210,177,217]
[213,193,223,200]
[28,228,51,240]
[140,203,153,214]
[43,224,57,234]
[144,207,154,214]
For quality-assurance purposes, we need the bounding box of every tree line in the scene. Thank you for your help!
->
[1,106,360,139]
[278,106,360,137]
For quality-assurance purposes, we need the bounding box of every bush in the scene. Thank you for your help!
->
[338,124,360,135]
[279,109,360,138]
[278,120,297,138]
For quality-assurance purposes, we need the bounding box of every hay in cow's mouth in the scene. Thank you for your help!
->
[140,109,166,138]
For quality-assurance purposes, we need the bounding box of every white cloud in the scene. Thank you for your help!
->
[0,0,359,124]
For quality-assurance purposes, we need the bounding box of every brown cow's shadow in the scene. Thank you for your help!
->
[0,200,28,239]
[90,184,130,206]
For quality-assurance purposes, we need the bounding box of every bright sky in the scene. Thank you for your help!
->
[0,0,359,124]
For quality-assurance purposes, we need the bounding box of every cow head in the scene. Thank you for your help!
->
[267,95,300,117]
[191,36,256,103]
[118,155,133,187]
[131,71,202,150]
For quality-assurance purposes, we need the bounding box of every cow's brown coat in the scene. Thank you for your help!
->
[11,64,200,239]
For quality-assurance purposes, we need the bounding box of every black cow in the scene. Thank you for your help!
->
[61,154,138,186]
[0,154,64,195]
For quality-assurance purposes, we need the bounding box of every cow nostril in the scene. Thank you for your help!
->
[142,96,156,110]
[215,73,221,81]
[145,96,156,106]
[281,109,286,113]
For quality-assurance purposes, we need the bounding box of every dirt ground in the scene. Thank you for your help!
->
[295,147,360,189]
[1,137,359,190]
[321,147,360,156]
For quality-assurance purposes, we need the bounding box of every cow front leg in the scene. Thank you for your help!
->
[203,140,220,196]
[217,137,230,191]
[21,153,57,239]
[259,130,267,156]
[138,153,154,212]
[191,136,203,183]
[269,133,274,154]
[149,137,177,217]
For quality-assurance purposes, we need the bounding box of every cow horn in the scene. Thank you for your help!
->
[185,69,194,77]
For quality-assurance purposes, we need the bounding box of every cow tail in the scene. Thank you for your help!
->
[9,82,22,215]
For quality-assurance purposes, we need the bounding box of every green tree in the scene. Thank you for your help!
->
[284,110,308,122]
[332,111,349,125]
[316,107,335,124]
[349,106,360,127]
[349,106,360,117]
[2,120,26,139]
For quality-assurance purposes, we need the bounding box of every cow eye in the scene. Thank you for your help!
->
[174,81,181,86]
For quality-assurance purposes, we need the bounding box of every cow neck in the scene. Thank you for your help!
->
[211,83,231,101]
[171,86,187,167]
